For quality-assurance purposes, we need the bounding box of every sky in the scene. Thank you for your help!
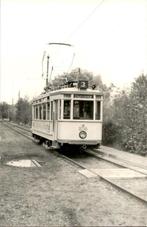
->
[1,0,147,103]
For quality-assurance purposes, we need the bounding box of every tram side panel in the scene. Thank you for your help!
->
[32,120,54,141]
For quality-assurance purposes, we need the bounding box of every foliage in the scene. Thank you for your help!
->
[51,68,94,89]
[104,74,147,155]
[0,102,9,119]
[15,97,32,125]
[102,120,121,145]
[8,105,16,122]
[0,98,32,125]
[122,74,147,155]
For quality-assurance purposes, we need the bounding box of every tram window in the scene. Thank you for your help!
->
[59,100,61,119]
[51,102,53,120]
[39,105,42,119]
[96,101,101,120]
[43,104,46,120]
[73,101,93,120]
[34,106,35,119]
[35,106,38,119]
[64,100,71,119]
[47,103,50,120]
[32,106,35,120]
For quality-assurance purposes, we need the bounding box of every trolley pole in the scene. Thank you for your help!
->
[46,55,50,87]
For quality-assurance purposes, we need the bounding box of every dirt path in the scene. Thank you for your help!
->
[0,122,147,226]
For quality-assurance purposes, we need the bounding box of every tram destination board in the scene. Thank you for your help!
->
[74,94,93,99]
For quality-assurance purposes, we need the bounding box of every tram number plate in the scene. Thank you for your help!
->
[78,80,88,90]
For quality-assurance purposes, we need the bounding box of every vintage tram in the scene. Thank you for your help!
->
[31,80,103,150]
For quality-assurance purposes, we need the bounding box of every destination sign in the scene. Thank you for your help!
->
[96,95,102,99]
[74,94,93,99]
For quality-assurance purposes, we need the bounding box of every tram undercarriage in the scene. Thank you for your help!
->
[32,133,100,152]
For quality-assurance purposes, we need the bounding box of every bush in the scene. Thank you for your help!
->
[103,74,147,156]
[102,121,121,146]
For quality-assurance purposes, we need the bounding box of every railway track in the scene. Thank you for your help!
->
[3,122,32,140]
[61,151,147,204]
[3,121,147,205]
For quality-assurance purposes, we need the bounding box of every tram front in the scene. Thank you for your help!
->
[57,80,103,149]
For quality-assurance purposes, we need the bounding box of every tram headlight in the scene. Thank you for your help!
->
[79,131,87,139]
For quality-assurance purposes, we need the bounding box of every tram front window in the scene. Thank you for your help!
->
[64,100,71,119]
[73,101,93,120]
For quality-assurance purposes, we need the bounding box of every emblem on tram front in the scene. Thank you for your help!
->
[78,124,88,132]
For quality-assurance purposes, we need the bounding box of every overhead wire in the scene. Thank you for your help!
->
[66,0,105,41]
[42,0,105,82]
[65,0,105,74]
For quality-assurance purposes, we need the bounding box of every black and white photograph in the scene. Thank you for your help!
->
[0,0,147,226]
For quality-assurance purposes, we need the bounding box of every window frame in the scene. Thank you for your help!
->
[63,99,71,120]
[73,100,94,120]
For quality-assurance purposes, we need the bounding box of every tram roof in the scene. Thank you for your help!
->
[33,87,103,101]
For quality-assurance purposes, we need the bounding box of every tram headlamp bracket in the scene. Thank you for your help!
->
[79,131,87,139]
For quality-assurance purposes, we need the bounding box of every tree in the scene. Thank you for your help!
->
[0,102,9,119]
[123,74,147,154]
[104,73,147,155]
[15,97,32,125]
[9,105,16,122]
[51,68,94,89]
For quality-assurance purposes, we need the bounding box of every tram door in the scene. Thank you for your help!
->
[53,100,58,140]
